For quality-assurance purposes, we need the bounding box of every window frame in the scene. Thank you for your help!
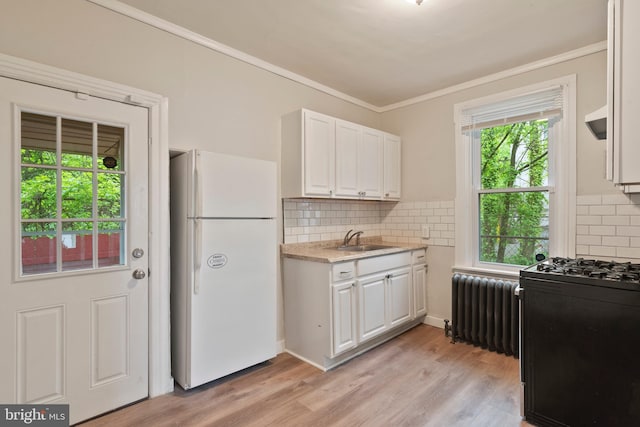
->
[15,106,130,280]
[454,76,576,276]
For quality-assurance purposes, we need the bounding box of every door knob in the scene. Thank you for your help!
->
[132,269,146,280]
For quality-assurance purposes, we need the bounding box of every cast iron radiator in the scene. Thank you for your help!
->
[449,274,519,358]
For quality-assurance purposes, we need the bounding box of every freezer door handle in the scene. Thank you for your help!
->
[194,218,202,294]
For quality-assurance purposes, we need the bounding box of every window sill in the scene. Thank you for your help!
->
[452,265,521,281]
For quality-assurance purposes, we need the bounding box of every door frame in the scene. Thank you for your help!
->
[0,52,173,398]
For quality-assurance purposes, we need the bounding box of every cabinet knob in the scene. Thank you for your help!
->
[385,193,390,197]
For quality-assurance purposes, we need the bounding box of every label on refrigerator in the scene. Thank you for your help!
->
[207,254,228,269]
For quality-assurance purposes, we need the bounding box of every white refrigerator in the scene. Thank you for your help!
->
[170,149,277,390]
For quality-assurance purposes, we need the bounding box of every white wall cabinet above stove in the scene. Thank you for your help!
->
[607,0,640,192]
[282,109,400,200]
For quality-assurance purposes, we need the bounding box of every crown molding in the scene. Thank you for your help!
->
[86,0,606,114]
[379,41,607,112]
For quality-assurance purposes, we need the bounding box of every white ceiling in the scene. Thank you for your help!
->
[117,0,607,108]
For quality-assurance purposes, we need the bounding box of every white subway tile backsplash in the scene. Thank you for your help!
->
[589,205,616,216]
[616,204,640,215]
[601,194,630,205]
[602,216,630,226]
[616,247,640,259]
[616,226,640,237]
[576,193,640,261]
[577,235,602,245]
[602,236,630,247]
[577,194,602,205]
[577,216,602,225]
[589,225,616,236]
[590,246,616,257]
[283,198,455,248]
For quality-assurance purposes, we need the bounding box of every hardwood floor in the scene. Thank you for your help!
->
[80,325,532,427]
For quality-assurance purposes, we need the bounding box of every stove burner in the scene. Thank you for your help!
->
[535,257,640,283]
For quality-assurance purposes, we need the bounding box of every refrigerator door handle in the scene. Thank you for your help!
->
[193,150,202,218]
[194,218,202,294]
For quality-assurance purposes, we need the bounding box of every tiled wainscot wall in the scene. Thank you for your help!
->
[283,199,455,247]
[576,194,640,261]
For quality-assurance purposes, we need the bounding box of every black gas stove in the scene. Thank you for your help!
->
[519,257,640,427]
[520,256,640,291]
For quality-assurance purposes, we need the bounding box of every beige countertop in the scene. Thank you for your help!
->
[281,237,427,263]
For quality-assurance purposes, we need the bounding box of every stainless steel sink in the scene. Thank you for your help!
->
[336,244,394,252]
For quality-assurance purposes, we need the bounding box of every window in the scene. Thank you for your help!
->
[19,111,126,276]
[454,77,576,273]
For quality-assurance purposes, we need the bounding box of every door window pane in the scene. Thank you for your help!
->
[61,170,93,219]
[61,118,93,168]
[19,111,127,276]
[62,222,93,271]
[98,173,122,218]
[21,113,57,165]
[21,167,56,219]
[98,221,124,267]
[21,222,57,274]
[98,124,124,171]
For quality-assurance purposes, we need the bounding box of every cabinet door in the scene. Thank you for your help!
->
[331,281,357,356]
[413,264,427,318]
[387,268,412,328]
[335,119,360,197]
[359,128,384,198]
[383,133,401,200]
[304,111,335,196]
[611,0,640,185]
[358,274,387,342]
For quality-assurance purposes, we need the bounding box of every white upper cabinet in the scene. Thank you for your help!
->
[282,109,400,200]
[608,0,640,191]
[358,127,384,199]
[383,133,401,200]
[335,119,361,197]
[304,111,335,196]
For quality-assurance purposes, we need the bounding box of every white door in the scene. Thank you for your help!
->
[0,77,149,424]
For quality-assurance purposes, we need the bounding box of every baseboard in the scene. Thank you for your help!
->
[423,314,445,329]
[276,339,285,354]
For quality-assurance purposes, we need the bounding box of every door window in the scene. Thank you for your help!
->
[20,111,126,276]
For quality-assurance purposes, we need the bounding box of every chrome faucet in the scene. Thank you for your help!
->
[343,229,364,246]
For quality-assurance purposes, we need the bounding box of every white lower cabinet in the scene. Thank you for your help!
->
[283,250,427,371]
[331,280,357,355]
[388,268,412,328]
[358,272,388,342]
[412,249,427,318]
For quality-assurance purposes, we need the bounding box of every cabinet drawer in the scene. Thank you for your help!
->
[358,252,411,276]
[332,261,356,281]
[412,249,426,264]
